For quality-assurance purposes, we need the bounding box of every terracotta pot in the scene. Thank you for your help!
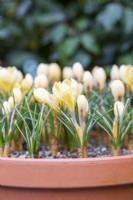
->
[0,155,133,200]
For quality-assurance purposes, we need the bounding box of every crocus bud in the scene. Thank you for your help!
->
[17,70,23,83]
[8,96,14,109]
[34,88,46,104]
[25,73,33,85]
[119,65,127,84]
[49,63,61,84]
[83,71,94,95]
[2,101,11,115]
[126,65,133,92]
[72,62,84,82]
[114,101,124,120]
[8,67,19,84]
[34,88,52,105]
[13,88,23,104]
[62,67,73,80]
[110,65,120,80]
[34,74,49,89]
[21,73,33,94]
[92,67,106,92]
[37,63,49,76]
[110,80,125,101]
[77,95,89,120]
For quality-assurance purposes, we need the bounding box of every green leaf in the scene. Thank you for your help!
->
[74,18,89,31]
[43,24,68,44]
[117,53,133,65]
[60,36,80,58]
[81,33,100,54]
[34,13,66,26]
[97,3,123,31]
[123,8,133,33]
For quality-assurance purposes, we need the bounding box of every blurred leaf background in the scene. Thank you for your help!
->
[0,0,133,74]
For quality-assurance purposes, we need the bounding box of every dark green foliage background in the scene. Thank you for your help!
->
[0,0,133,74]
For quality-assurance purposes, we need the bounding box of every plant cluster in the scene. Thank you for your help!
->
[0,63,132,158]
[1,0,133,73]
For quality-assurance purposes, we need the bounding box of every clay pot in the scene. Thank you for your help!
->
[0,155,133,200]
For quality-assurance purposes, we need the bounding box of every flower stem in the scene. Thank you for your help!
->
[51,137,58,156]
[78,146,88,158]
[3,144,10,157]
[112,146,121,156]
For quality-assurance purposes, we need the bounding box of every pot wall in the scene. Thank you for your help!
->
[0,156,133,200]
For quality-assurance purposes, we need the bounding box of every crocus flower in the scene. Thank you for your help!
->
[110,80,125,101]
[53,79,82,113]
[49,63,61,84]
[37,63,49,76]
[126,65,133,92]
[34,74,49,89]
[72,62,84,82]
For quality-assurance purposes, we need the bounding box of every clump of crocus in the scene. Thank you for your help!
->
[83,71,94,96]
[53,79,96,158]
[34,88,61,156]
[109,80,125,102]
[95,99,132,156]
[72,62,84,82]
[110,65,120,80]
[92,66,106,93]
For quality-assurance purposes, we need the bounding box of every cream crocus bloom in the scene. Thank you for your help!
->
[0,67,20,94]
[34,74,49,89]
[49,63,61,84]
[53,79,82,113]
[76,95,89,146]
[92,67,106,92]
[34,88,59,110]
[34,88,48,104]
[12,88,23,104]
[17,70,23,83]
[77,95,89,120]
[110,80,125,101]
[62,67,73,80]
[72,62,84,82]
[2,101,11,115]
[83,71,94,94]
[114,101,124,120]
[126,65,133,92]
[21,73,33,94]
[37,63,49,76]
[119,65,127,84]
[110,65,120,80]
[8,96,14,109]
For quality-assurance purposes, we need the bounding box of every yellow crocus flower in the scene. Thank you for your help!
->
[53,79,82,112]
[21,74,33,95]
[34,88,59,111]
[0,67,19,94]
[126,66,133,92]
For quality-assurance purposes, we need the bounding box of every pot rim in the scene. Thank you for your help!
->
[0,155,133,189]
[0,154,133,162]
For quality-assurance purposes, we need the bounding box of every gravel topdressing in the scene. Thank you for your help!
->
[9,138,133,159]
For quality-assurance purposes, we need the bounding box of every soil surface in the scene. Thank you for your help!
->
[9,138,133,159]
